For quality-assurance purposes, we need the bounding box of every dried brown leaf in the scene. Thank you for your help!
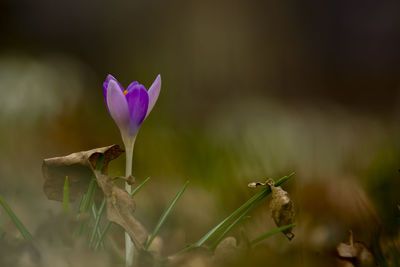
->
[337,231,375,267]
[93,170,148,251]
[42,145,124,201]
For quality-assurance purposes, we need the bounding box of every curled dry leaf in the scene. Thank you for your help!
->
[248,178,295,240]
[43,145,149,255]
[42,145,124,201]
[337,231,375,267]
[93,170,148,251]
[268,180,295,240]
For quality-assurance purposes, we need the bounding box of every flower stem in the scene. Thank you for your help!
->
[124,136,136,267]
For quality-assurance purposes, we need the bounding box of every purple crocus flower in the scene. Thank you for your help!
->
[103,74,161,266]
[103,74,161,143]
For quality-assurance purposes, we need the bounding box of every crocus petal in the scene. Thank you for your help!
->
[103,74,124,111]
[145,74,161,118]
[125,84,149,136]
[106,79,130,134]
[126,81,139,94]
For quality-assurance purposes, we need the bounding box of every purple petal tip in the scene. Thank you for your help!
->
[145,74,162,118]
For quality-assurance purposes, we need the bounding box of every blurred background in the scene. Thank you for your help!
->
[1,0,400,266]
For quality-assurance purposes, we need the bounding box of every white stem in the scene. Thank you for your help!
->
[123,136,135,267]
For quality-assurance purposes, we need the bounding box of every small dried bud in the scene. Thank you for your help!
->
[268,180,295,240]
[247,181,267,188]
[113,175,136,185]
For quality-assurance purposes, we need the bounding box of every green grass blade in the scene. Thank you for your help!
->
[86,180,97,212]
[145,181,190,250]
[274,172,295,187]
[63,176,70,213]
[179,172,295,254]
[187,191,262,249]
[75,218,88,237]
[79,154,104,213]
[89,197,106,248]
[0,194,32,241]
[94,153,105,170]
[89,205,105,248]
[209,189,270,251]
[75,154,105,237]
[210,215,251,251]
[77,193,87,214]
[131,177,151,198]
[95,221,112,250]
[250,223,296,246]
